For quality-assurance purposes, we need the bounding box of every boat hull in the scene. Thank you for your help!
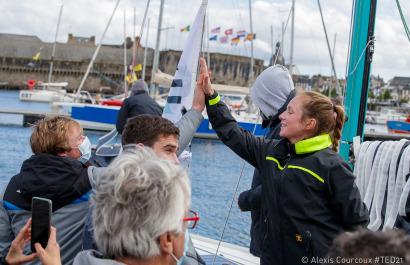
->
[386,120,410,134]
[62,103,265,138]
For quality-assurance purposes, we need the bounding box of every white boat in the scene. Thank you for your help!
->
[370,108,407,124]
[53,95,262,138]
[19,82,94,103]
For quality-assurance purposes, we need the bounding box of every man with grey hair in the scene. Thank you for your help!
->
[72,147,192,264]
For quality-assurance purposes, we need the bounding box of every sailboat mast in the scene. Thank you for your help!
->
[47,5,63,87]
[317,0,341,96]
[124,10,128,95]
[249,0,254,87]
[340,0,377,163]
[150,0,165,97]
[289,0,295,76]
[76,0,121,98]
[142,18,150,81]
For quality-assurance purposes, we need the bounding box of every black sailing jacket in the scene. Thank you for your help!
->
[205,91,369,265]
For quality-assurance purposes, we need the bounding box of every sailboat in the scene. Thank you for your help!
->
[19,5,91,104]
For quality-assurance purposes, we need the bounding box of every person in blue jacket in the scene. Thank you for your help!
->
[237,65,296,257]
[116,80,163,134]
[0,116,105,265]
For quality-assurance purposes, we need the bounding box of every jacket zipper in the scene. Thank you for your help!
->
[279,155,291,263]
[306,230,317,257]
[262,216,268,246]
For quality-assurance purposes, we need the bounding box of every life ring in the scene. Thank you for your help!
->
[27,80,35,91]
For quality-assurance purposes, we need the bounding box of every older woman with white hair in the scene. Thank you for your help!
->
[34,146,195,265]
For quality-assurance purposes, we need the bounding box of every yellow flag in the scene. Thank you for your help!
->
[134,64,142,71]
[32,52,41,61]
[126,73,138,83]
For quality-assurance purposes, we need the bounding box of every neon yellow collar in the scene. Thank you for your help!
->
[294,134,332,154]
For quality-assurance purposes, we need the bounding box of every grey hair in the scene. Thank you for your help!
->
[92,147,191,260]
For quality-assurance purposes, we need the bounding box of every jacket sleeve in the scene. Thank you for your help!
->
[175,108,204,157]
[205,91,265,169]
[116,100,129,134]
[238,184,262,212]
[328,160,369,230]
[0,190,13,258]
[87,166,108,188]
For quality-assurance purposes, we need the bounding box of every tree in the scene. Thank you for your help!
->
[369,90,375,99]
[321,88,329,96]
[331,87,338,98]
[383,89,392,100]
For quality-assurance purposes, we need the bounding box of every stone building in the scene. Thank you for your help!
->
[0,33,264,94]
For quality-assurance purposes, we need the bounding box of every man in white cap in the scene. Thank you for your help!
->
[237,64,296,257]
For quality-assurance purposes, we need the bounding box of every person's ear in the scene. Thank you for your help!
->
[137,143,144,147]
[305,118,316,131]
[158,232,173,255]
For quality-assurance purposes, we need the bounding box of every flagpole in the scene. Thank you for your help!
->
[206,14,210,69]
[142,18,150,81]
[123,10,127,95]
[150,0,165,97]
[289,0,295,76]
[249,0,254,87]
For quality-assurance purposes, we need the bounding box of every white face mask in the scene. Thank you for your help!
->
[74,136,92,164]
[171,229,189,265]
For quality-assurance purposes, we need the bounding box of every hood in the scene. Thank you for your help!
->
[7,153,91,211]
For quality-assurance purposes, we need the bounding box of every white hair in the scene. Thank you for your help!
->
[92,147,191,259]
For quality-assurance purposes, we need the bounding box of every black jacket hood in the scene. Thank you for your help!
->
[4,153,91,211]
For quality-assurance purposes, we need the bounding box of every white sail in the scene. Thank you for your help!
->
[162,0,207,123]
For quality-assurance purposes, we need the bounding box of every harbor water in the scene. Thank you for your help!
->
[0,90,254,248]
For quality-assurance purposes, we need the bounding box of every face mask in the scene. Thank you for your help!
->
[171,229,189,265]
[75,136,91,164]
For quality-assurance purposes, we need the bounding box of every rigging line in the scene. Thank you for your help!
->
[348,38,375,76]
[395,0,410,41]
[127,0,151,89]
[91,68,123,89]
[342,0,356,107]
[212,114,261,265]
[274,5,292,66]
[200,218,251,241]
[302,0,322,74]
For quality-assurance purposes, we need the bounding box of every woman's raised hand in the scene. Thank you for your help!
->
[199,58,214,95]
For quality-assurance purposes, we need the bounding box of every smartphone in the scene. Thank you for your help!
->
[31,197,52,253]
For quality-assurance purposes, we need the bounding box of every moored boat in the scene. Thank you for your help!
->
[387,114,410,134]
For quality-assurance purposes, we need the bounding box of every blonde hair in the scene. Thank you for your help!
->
[298,91,345,152]
[30,115,82,155]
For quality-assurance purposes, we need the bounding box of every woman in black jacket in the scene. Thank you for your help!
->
[198,58,369,265]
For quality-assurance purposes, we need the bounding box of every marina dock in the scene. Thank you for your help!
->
[0,108,68,126]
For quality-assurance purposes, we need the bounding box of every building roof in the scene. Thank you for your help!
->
[0,33,41,42]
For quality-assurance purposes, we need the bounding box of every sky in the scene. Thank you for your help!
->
[0,0,409,82]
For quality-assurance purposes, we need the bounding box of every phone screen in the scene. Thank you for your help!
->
[31,197,52,253]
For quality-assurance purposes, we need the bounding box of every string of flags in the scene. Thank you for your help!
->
[208,27,255,45]
[180,25,256,45]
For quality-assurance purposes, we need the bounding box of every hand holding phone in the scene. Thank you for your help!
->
[31,197,52,253]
